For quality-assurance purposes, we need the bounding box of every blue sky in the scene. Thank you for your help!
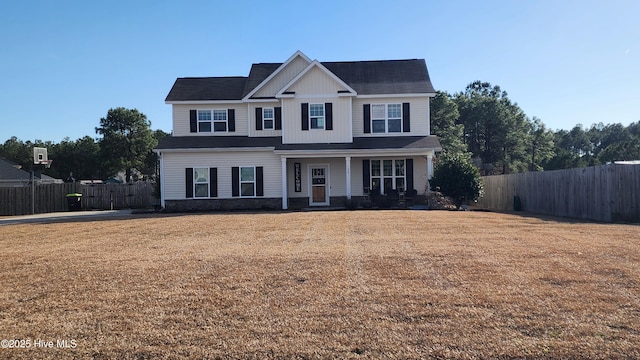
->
[1,0,638,143]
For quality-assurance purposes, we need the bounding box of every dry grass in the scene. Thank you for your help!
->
[0,210,639,359]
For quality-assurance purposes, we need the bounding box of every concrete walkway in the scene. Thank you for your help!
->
[0,209,135,225]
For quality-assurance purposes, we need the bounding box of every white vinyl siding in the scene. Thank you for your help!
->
[171,104,248,137]
[248,103,283,137]
[352,97,431,137]
[282,97,351,143]
[284,66,352,95]
[162,151,281,200]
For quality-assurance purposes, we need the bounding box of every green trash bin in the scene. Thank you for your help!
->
[66,193,82,211]
[513,195,522,212]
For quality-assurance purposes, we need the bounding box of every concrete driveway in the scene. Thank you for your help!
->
[0,210,135,225]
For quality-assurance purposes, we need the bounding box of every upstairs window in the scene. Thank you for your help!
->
[197,110,212,132]
[371,104,402,133]
[263,108,274,129]
[309,104,325,129]
[197,109,228,132]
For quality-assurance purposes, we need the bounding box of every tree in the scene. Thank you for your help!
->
[544,125,592,170]
[140,129,170,181]
[455,81,530,174]
[430,153,483,208]
[430,91,467,155]
[526,117,555,171]
[95,107,157,182]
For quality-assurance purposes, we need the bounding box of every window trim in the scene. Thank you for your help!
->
[369,159,406,195]
[193,167,210,198]
[239,166,256,198]
[370,103,402,133]
[309,103,325,130]
[263,107,274,130]
[197,109,228,133]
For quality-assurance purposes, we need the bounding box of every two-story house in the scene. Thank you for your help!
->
[154,51,441,211]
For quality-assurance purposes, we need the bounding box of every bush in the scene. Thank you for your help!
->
[430,153,483,208]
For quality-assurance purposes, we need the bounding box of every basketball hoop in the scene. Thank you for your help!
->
[40,160,53,169]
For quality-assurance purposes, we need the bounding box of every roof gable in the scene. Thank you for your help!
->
[277,60,356,97]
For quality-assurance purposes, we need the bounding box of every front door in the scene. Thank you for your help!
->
[309,165,329,206]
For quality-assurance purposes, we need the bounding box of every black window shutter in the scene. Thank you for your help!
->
[232,167,239,197]
[185,168,193,198]
[301,103,309,130]
[189,110,197,133]
[402,103,411,132]
[325,102,333,130]
[406,159,414,191]
[363,104,371,133]
[228,109,236,132]
[274,107,282,130]
[255,107,263,130]
[362,160,370,190]
[209,168,217,198]
[256,166,264,196]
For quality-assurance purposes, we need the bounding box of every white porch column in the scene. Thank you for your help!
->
[158,152,165,208]
[345,156,352,200]
[426,153,434,182]
[281,157,288,210]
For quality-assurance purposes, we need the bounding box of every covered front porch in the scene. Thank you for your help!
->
[277,150,436,210]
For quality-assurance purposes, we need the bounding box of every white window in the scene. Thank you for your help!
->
[371,104,402,133]
[370,159,405,194]
[240,166,255,197]
[197,110,227,132]
[212,110,228,132]
[194,168,209,198]
[309,104,325,129]
[197,110,212,132]
[263,108,274,129]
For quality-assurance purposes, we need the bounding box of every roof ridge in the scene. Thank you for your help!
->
[177,76,247,79]
[323,59,423,64]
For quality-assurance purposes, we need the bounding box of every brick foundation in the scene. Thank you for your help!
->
[164,198,281,212]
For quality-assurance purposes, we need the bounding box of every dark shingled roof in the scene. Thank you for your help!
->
[0,158,30,181]
[166,77,247,102]
[166,57,435,101]
[323,59,435,95]
[155,136,441,152]
[242,63,281,98]
[156,136,281,150]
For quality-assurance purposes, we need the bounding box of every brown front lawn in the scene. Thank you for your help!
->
[0,211,639,359]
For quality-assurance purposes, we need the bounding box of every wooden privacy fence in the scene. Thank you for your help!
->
[475,163,640,223]
[0,182,156,216]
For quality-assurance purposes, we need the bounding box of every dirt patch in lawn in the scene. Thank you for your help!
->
[1,210,639,358]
